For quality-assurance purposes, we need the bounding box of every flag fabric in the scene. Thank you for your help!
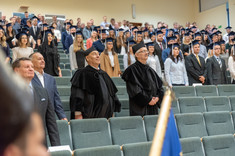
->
[161,109,182,156]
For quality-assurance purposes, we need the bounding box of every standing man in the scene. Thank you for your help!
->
[100,16,110,29]
[30,52,68,120]
[206,42,227,85]
[70,46,121,119]
[185,40,207,85]
[223,26,232,44]
[82,21,92,40]
[13,57,60,146]
[61,22,71,53]
[65,25,76,54]
[154,30,166,70]
[194,32,208,59]
[21,11,29,26]
[122,42,164,116]
[29,16,40,48]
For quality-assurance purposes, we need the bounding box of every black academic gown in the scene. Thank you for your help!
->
[75,49,85,69]
[70,65,121,119]
[122,61,164,116]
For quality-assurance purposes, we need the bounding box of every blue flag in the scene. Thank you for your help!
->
[161,110,182,156]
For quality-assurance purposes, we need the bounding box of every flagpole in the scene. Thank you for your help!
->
[226,1,230,27]
[149,88,173,156]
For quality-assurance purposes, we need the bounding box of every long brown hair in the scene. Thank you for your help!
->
[73,34,85,52]
[116,36,125,49]
[104,42,116,55]
[0,30,7,47]
[17,35,30,47]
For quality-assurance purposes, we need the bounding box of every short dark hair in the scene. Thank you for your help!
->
[12,57,31,70]
[24,11,28,13]
[29,52,41,59]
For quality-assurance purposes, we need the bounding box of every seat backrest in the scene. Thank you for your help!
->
[172,86,196,98]
[202,134,235,156]
[61,69,72,77]
[109,116,147,145]
[73,145,122,156]
[56,120,73,149]
[217,85,235,96]
[204,96,231,112]
[112,77,126,86]
[195,85,218,97]
[180,137,205,156]
[175,113,208,138]
[229,96,235,111]
[116,86,128,99]
[231,111,235,132]
[203,111,234,135]
[70,118,112,149]
[143,115,158,141]
[50,150,72,156]
[122,142,152,156]
[178,97,206,113]
[172,99,180,114]
[115,109,129,117]
[57,86,71,97]
[55,77,71,86]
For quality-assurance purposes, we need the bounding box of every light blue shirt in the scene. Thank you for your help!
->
[199,44,208,59]
[164,58,189,86]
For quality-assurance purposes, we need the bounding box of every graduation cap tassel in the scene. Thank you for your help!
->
[101,28,102,39]
[42,30,45,43]
[233,45,235,56]
[172,44,174,55]
[191,42,194,54]
[213,43,215,56]
[128,41,129,53]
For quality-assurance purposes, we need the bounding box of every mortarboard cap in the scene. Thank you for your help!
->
[126,40,136,45]
[160,26,166,30]
[16,31,28,40]
[84,46,97,56]
[213,42,221,46]
[225,26,232,29]
[108,27,115,31]
[70,25,77,29]
[49,26,54,30]
[207,44,213,50]
[169,28,174,32]
[30,16,39,21]
[172,43,180,48]
[106,37,114,43]
[212,28,217,32]
[131,27,138,31]
[220,40,225,44]
[184,32,190,37]
[156,30,163,35]
[216,30,222,35]
[118,28,124,31]
[181,28,185,31]
[174,32,179,36]
[210,32,218,38]
[228,31,235,36]
[200,30,206,34]
[42,23,48,28]
[145,42,154,47]
[6,23,12,27]
[192,40,200,46]
[100,29,107,34]
[191,26,197,29]
[149,32,156,38]
[132,41,146,54]
[136,31,143,35]
[45,29,53,35]
[194,32,201,38]
[124,30,130,34]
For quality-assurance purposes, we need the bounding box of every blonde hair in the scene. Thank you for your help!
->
[73,34,85,52]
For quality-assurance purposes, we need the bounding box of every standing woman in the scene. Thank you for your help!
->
[124,30,131,42]
[114,28,126,54]
[38,29,62,77]
[5,23,16,49]
[100,37,121,77]
[12,31,33,62]
[108,28,116,39]
[201,31,210,48]
[86,30,98,49]
[164,43,188,87]
[123,40,136,70]
[143,30,151,43]
[135,31,144,44]
[228,45,235,84]
[181,32,191,57]
[0,26,10,63]
[226,32,235,55]
[146,42,162,78]
[69,31,86,70]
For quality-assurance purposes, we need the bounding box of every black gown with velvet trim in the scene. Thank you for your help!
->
[122,60,164,116]
[70,65,121,119]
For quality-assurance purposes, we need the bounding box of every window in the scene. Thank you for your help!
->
[199,0,227,12]
[44,14,66,26]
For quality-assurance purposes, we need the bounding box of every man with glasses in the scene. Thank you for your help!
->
[206,42,227,85]
[122,42,164,116]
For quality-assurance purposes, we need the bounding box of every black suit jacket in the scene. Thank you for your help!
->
[185,54,207,85]
[29,26,40,41]
[206,56,227,85]
[154,41,166,70]
[33,85,60,146]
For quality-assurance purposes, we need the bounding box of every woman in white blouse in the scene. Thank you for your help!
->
[228,45,235,84]
[123,40,136,70]
[164,43,189,87]
[12,31,34,62]
[146,42,162,78]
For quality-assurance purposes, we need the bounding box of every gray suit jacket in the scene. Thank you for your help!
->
[206,56,227,85]
[33,85,60,146]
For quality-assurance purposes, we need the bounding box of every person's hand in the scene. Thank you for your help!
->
[199,76,205,83]
[75,114,83,119]
[149,97,159,106]
[61,118,68,121]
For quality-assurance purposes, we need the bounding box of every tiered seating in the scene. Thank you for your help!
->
[180,137,205,156]
[50,150,72,156]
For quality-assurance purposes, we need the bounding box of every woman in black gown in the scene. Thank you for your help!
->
[38,29,62,77]
[69,31,86,70]
[5,23,16,49]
